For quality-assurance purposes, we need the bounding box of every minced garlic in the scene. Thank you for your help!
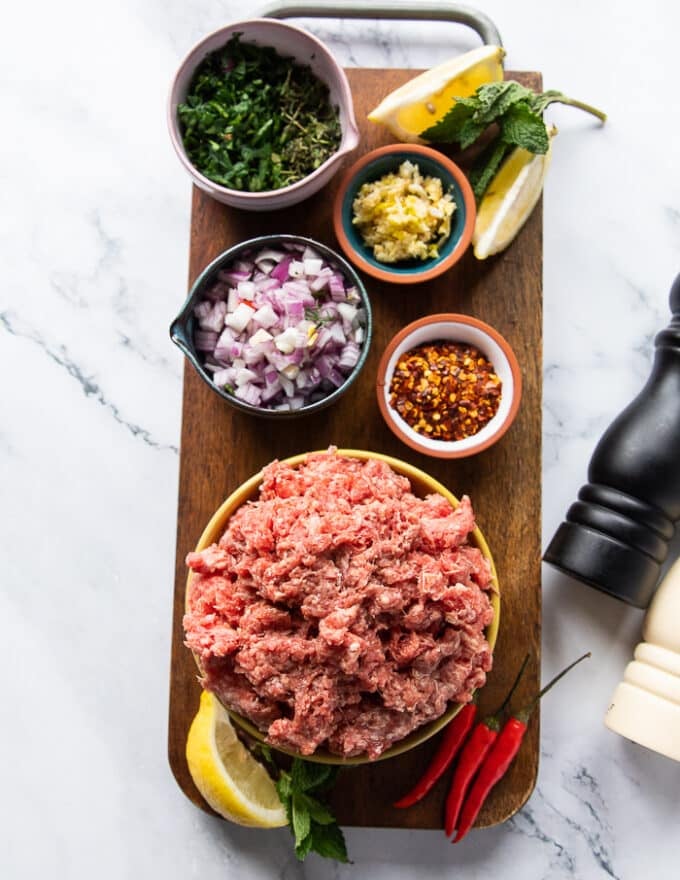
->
[352,160,456,263]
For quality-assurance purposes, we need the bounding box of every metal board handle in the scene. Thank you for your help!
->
[259,1,502,46]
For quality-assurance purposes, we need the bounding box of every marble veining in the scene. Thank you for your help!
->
[3,0,680,878]
[1,310,177,453]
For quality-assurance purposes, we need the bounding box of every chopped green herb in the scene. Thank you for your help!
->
[178,34,341,192]
[421,81,606,201]
[304,306,335,325]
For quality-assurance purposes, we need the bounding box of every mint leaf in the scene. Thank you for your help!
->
[291,759,335,793]
[275,771,293,825]
[501,103,550,153]
[310,822,349,863]
[275,771,293,801]
[421,80,604,151]
[457,116,489,150]
[297,792,335,825]
[311,766,339,794]
[529,88,564,115]
[295,833,314,861]
[420,82,534,148]
[468,140,510,202]
[292,793,311,844]
[420,97,476,145]
[280,759,348,863]
[471,81,533,125]
[250,741,275,769]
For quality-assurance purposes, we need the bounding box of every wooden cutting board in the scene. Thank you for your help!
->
[168,69,542,830]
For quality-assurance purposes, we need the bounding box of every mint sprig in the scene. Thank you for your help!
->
[275,760,349,863]
[421,81,606,201]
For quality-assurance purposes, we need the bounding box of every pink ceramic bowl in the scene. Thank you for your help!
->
[168,18,359,211]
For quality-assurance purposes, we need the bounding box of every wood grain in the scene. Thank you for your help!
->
[168,69,542,830]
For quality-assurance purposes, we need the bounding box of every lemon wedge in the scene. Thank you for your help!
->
[186,690,287,827]
[367,45,505,143]
[473,129,555,259]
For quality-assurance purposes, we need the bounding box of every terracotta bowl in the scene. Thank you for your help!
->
[168,19,359,210]
[377,315,522,458]
[186,449,500,765]
[333,144,475,284]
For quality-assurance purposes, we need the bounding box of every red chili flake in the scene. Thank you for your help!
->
[388,342,502,441]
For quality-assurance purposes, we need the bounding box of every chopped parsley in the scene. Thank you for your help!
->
[178,34,341,192]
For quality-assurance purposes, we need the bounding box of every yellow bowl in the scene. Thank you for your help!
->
[186,449,500,765]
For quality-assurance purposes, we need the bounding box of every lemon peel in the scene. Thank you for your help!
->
[473,127,556,259]
[186,690,287,827]
[367,45,505,144]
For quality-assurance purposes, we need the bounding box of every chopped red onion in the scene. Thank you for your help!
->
[252,303,277,329]
[327,367,346,388]
[192,242,367,411]
[214,327,236,361]
[218,269,250,286]
[237,280,256,299]
[328,274,347,301]
[255,248,286,265]
[225,301,255,333]
[338,342,360,371]
[195,329,219,351]
[310,268,333,292]
[261,378,283,402]
[280,374,295,397]
[328,323,346,346]
[213,367,236,387]
[235,367,258,386]
[271,255,293,283]
[235,383,262,406]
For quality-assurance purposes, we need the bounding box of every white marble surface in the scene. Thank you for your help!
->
[3,0,680,877]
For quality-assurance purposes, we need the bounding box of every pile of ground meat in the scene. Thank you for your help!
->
[184,449,494,760]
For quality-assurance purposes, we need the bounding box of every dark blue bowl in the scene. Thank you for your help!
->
[170,234,373,419]
[333,144,476,284]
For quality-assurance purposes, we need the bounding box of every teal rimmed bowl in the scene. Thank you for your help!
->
[332,144,476,285]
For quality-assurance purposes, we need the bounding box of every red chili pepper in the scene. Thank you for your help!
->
[443,716,498,836]
[452,652,591,843]
[393,702,477,808]
[443,653,530,836]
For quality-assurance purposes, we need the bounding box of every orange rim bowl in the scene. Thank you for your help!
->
[376,314,523,459]
[332,144,476,284]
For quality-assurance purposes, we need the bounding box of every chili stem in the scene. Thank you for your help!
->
[518,652,591,722]
[495,653,530,717]
[452,652,591,843]
[443,654,531,836]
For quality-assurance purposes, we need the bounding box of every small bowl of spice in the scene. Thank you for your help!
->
[377,314,522,458]
[168,19,359,210]
[333,144,475,284]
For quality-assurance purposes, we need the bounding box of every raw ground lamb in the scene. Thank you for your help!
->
[184,449,494,759]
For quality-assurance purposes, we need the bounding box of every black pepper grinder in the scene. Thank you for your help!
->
[544,273,680,608]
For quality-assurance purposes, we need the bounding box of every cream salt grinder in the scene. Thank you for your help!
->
[604,556,680,760]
